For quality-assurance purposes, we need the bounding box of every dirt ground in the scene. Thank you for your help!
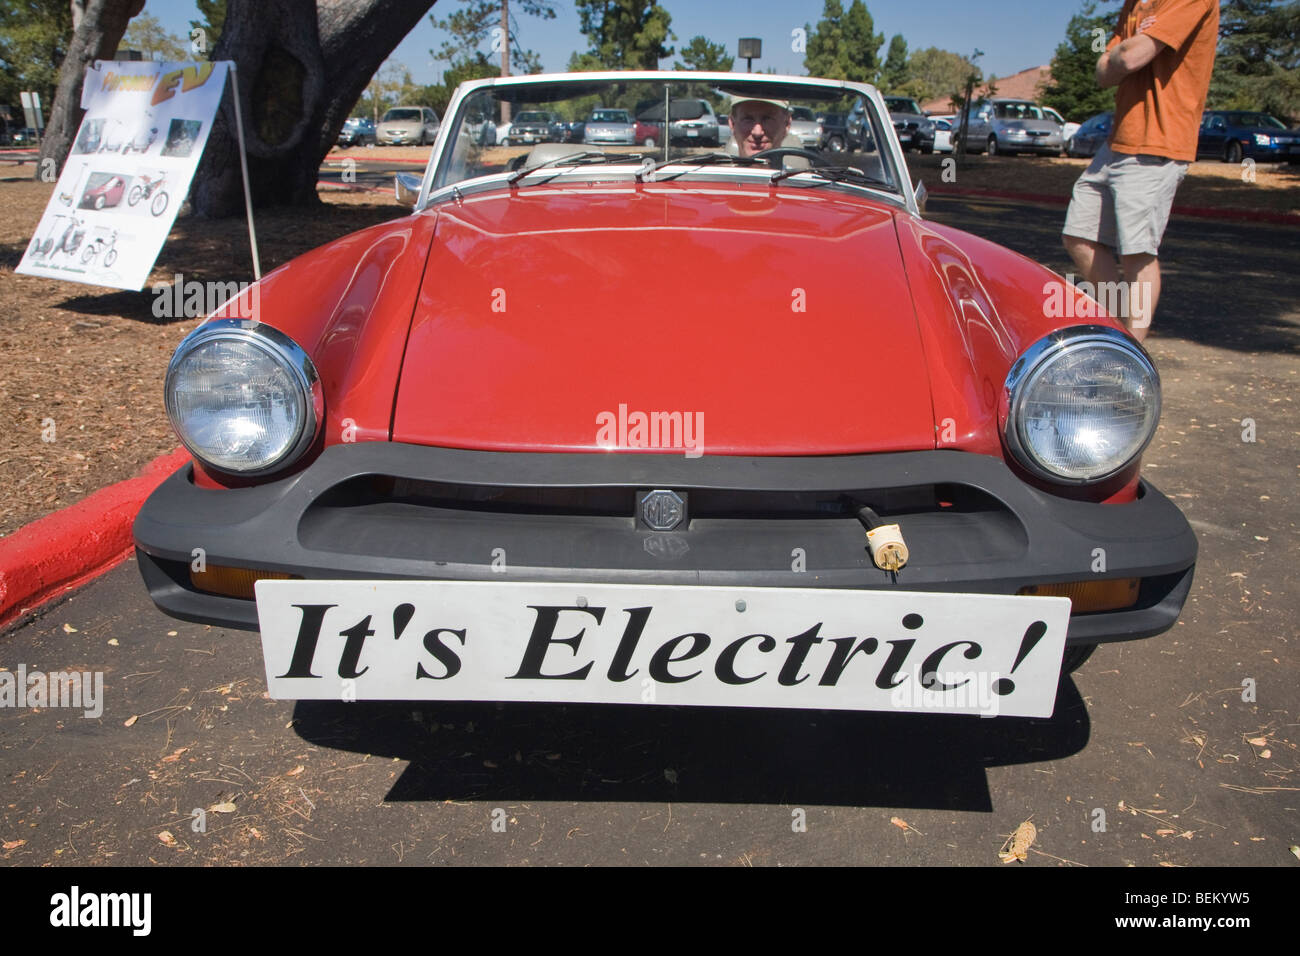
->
[1,151,1295,538]
[0,178,405,537]
[912,151,1300,218]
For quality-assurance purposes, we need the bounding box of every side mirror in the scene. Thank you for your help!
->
[395,172,421,208]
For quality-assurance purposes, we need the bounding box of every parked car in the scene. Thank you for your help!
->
[135,71,1195,722]
[929,115,956,153]
[637,98,720,147]
[882,96,935,153]
[964,99,1064,156]
[582,108,635,146]
[1041,106,1080,150]
[338,117,377,147]
[789,106,823,149]
[1198,110,1300,165]
[8,126,39,146]
[506,110,564,146]
[561,120,586,143]
[635,118,662,147]
[1065,111,1113,158]
[377,106,439,146]
[845,97,879,152]
[818,112,848,153]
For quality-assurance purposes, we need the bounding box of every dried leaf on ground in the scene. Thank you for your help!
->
[998,819,1037,863]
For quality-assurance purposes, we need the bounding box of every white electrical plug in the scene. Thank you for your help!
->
[866,523,909,571]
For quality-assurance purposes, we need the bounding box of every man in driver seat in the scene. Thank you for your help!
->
[728,96,802,159]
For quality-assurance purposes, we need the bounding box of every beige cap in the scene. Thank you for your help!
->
[729,96,790,114]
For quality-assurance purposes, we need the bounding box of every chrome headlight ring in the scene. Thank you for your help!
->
[1000,325,1161,485]
[165,319,323,477]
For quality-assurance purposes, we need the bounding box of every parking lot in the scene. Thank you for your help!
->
[1,173,1295,866]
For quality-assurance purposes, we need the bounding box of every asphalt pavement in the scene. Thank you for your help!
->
[1,193,1296,867]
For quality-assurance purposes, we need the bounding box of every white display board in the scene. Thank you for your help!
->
[16,60,231,291]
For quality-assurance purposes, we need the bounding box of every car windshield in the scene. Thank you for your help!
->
[433,76,900,198]
[1226,112,1286,129]
[383,109,422,123]
[790,107,816,122]
[884,97,922,115]
[994,102,1045,120]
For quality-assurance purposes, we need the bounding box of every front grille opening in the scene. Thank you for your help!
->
[311,476,1009,523]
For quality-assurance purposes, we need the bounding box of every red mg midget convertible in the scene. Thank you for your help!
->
[135,73,1196,719]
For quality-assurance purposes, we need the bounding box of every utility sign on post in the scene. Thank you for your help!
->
[16,60,230,291]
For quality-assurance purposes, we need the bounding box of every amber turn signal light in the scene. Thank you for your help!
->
[1018,578,1140,613]
[190,564,299,600]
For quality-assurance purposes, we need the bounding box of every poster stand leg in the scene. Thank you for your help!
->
[227,63,261,281]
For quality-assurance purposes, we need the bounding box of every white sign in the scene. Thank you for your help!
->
[17,60,230,291]
[255,580,1071,717]
[19,90,44,131]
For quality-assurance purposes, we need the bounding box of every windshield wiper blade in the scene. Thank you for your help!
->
[506,150,630,187]
[769,163,892,189]
[646,152,767,181]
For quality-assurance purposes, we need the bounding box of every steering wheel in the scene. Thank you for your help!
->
[750,147,830,168]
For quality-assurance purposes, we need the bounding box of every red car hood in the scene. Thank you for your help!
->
[394,185,936,454]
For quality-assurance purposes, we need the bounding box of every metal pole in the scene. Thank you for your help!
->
[663,84,669,163]
[500,0,511,125]
[227,63,261,281]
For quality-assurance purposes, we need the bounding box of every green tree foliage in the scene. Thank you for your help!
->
[189,0,227,58]
[1041,0,1119,121]
[879,33,909,92]
[673,34,732,72]
[1209,0,1300,122]
[356,59,424,124]
[0,0,74,113]
[804,0,883,83]
[574,0,673,69]
[431,0,555,76]
[904,47,976,105]
[122,12,188,60]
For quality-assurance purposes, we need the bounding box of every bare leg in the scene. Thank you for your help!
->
[1062,234,1121,286]
[1119,253,1160,342]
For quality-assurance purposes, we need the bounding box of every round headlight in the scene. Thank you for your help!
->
[165,320,320,475]
[1002,326,1160,483]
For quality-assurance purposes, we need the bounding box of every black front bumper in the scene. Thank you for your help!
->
[134,444,1197,643]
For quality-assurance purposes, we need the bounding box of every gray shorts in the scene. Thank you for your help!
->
[1062,143,1188,257]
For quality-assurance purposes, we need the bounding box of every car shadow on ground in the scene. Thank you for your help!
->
[291,679,1090,809]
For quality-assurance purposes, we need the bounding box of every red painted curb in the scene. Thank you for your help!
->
[317,180,390,195]
[925,183,1300,226]
[0,448,190,629]
[326,153,428,164]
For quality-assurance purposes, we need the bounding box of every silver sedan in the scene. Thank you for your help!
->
[583,109,636,146]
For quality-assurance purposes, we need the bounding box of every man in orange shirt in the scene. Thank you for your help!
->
[1062,0,1219,341]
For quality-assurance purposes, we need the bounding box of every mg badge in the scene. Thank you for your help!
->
[639,489,685,531]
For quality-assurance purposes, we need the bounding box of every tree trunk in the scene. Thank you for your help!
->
[37,0,145,180]
[191,0,441,218]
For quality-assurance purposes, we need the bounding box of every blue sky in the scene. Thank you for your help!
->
[145,0,1094,85]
